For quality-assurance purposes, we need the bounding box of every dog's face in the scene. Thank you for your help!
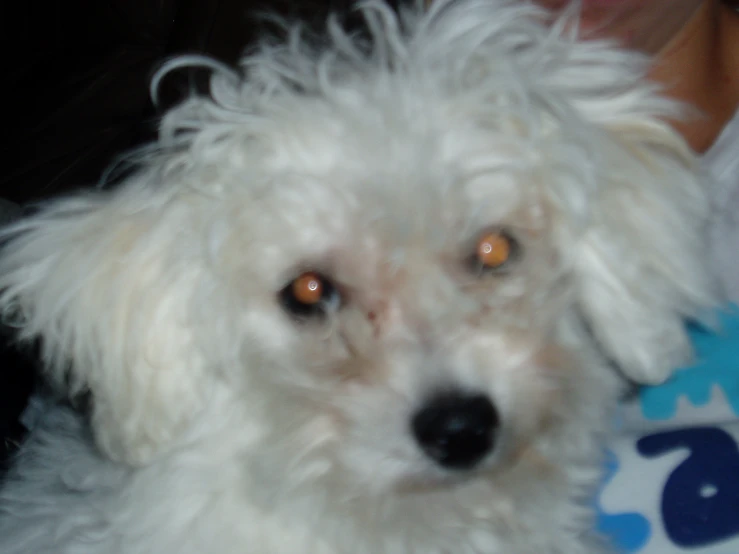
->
[222,124,586,491]
[0,0,714,496]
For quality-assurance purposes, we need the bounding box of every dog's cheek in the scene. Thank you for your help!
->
[466,335,575,448]
[513,344,579,434]
[505,366,558,443]
[331,385,425,488]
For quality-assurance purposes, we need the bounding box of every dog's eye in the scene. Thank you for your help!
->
[279,271,341,319]
[470,229,519,273]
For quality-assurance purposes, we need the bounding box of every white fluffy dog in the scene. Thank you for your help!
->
[0,1,716,552]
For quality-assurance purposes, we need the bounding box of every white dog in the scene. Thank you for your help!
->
[0,1,716,552]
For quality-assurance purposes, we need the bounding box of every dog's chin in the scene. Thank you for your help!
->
[338,445,511,497]
[393,465,493,494]
[337,465,479,498]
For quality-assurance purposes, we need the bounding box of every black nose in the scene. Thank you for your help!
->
[411,393,498,470]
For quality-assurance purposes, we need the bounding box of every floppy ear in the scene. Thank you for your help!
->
[572,120,717,385]
[0,185,211,465]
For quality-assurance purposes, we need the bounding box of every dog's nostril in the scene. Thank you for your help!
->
[411,393,498,470]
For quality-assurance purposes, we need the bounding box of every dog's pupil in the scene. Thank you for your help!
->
[279,273,337,320]
[292,273,324,305]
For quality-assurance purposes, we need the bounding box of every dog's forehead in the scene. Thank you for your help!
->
[245,127,528,257]
[248,91,533,227]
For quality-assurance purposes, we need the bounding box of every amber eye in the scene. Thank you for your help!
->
[472,229,518,273]
[279,271,341,319]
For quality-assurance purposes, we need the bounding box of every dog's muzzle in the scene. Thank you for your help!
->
[411,392,499,470]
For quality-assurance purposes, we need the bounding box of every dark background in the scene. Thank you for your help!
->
[0,0,400,470]
[0,0,385,204]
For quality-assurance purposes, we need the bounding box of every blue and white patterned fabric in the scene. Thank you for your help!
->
[598,307,739,553]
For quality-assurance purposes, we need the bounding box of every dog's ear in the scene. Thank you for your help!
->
[571,120,717,385]
[0,187,211,465]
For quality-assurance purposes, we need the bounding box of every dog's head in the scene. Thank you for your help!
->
[0,0,714,492]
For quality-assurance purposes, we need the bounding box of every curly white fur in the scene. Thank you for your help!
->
[0,1,716,553]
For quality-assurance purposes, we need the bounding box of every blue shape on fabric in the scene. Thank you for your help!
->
[637,427,739,548]
[596,450,652,552]
[640,306,739,420]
